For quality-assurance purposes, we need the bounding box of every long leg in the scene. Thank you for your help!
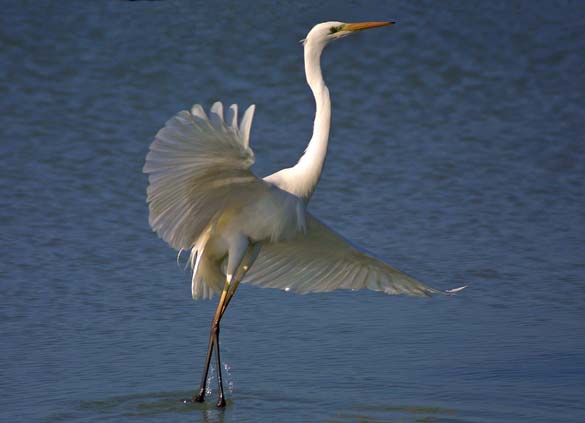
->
[213,320,226,407]
[213,243,261,406]
[193,283,230,403]
[214,242,261,406]
[192,239,260,407]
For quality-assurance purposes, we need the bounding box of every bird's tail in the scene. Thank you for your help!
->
[189,228,224,300]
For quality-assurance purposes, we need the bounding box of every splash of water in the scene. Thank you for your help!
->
[224,363,235,394]
[205,365,215,396]
[204,363,235,396]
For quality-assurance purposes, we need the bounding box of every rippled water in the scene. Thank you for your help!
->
[2,1,584,422]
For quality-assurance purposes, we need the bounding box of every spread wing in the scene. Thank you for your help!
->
[143,102,267,250]
[242,213,465,297]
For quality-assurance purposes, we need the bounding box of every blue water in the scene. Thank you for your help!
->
[2,1,584,422]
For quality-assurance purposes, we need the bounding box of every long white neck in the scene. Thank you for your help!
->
[266,40,331,202]
[293,40,331,201]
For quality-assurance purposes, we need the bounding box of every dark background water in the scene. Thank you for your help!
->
[1,1,584,422]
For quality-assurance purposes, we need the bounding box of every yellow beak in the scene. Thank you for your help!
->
[344,21,395,32]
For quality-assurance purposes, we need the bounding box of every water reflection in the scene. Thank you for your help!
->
[330,404,459,423]
[76,391,227,422]
[76,393,462,423]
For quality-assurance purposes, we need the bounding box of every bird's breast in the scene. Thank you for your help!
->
[216,185,306,245]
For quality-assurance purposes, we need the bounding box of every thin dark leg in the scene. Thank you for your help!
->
[191,243,260,407]
[192,285,229,403]
[213,279,241,408]
[214,324,226,407]
[192,327,216,402]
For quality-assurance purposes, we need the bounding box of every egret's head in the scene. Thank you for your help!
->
[303,21,394,46]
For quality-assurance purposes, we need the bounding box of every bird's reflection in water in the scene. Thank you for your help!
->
[330,404,459,423]
[201,406,226,423]
[76,391,461,422]
[76,391,228,421]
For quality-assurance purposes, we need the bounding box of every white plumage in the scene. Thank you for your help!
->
[144,100,462,299]
[145,101,306,299]
[144,102,258,251]
[143,21,464,407]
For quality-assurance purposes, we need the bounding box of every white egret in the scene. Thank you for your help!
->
[144,21,464,407]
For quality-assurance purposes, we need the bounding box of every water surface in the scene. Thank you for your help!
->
[1,1,584,422]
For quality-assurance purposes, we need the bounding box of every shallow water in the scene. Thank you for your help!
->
[2,1,584,422]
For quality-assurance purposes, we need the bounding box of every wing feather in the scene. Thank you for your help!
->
[243,213,464,297]
[144,102,265,250]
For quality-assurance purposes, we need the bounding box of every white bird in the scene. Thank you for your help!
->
[144,21,465,407]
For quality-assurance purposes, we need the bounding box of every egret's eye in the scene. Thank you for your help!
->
[329,25,342,34]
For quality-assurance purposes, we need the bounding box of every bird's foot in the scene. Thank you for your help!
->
[216,397,226,408]
[193,389,206,403]
[179,389,206,404]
